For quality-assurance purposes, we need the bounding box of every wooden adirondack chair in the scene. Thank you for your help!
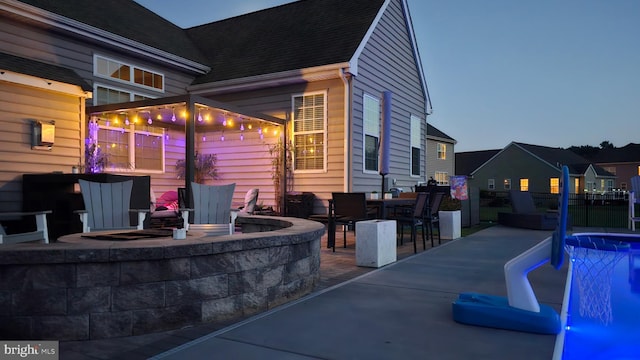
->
[0,211,52,244]
[76,179,149,233]
[185,182,236,236]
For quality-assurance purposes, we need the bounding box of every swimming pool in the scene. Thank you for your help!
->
[554,233,640,359]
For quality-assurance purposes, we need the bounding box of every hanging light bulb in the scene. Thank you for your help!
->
[202,134,206,141]
[240,123,245,131]
[125,115,130,126]
[198,109,203,122]
[220,131,225,141]
[240,133,244,141]
[171,108,176,122]
[147,112,153,125]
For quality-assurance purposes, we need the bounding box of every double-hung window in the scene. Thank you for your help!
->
[410,115,421,176]
[292,92,326,172]
[520,178,529,191]
[435,171,449,185]
[437,143,446,160]
[488,179,495,190]
[363,94,379,173]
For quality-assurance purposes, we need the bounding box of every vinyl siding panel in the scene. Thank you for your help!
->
[209,79,346,214]
[426,138,455,180]
[0,17,196,98]
[0,81,82,212]
[351,0,427,193]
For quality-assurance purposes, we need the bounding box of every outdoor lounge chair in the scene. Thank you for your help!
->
[497,190,558,230]
[0,211,52,244]
[629,176,640,231]
[186,182,236,236]
[77,179,149,233]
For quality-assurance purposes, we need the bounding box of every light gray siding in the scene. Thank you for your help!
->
[0,81,83,212]
[426,137,455,181]
[351,0,427,193]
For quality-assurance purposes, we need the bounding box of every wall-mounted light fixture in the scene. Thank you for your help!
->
[31,120,55,150]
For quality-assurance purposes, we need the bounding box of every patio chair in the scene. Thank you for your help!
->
[76,179,149,233]
[330,192,377,251]
[187,182,236,236]
[0,211,52,244]
[630,176,640,231]
[497,190,558,230]
[426,191,445,245]
[388,192,430,253]
[149,189,186,228]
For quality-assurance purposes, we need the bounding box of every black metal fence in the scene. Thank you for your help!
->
[479,191,630,228]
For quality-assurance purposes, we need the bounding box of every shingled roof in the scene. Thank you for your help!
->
[513,142,589,168]
[455,150,500,176]
[427,123,456,142]
[186,0,386,83]
[17,0,208,64]
[0,52,91,91]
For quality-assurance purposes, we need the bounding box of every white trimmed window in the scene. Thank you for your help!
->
[550,178,560,194]
[363,94,380,173]
[437,143,447,160]
[94,85,153,106]
[95,122,165,172]
[504,178,511,190]
[95,55,164,92]
[488,179,495,190]
[292,92,326,172]
[410,115,421,176]
[435,171,449,185]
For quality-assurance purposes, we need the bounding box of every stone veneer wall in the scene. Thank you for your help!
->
[0,216,324,340]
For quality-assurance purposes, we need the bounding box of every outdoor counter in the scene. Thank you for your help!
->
[0,216,325,341]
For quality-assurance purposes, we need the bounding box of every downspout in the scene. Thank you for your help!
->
[340,68,352,192]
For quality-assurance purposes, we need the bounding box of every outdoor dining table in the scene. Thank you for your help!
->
[326,197,416,249]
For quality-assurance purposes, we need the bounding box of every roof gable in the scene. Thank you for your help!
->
[455,150,500,176]
[427,123,456,143]
[186,0,386,84]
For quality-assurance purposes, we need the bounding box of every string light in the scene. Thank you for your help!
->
[198,109,203,122]
[171,108,176,122]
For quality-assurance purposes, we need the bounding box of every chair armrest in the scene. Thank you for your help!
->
[129,209,150,230]
[0,210,52,218]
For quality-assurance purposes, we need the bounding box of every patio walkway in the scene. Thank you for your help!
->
[58,224,579,359]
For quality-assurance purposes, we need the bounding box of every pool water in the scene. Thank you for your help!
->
[559,244,640,359]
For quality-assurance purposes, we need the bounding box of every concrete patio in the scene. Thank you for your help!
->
[58,224,581,359]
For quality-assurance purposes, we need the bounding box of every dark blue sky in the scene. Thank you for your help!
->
[135,0,640,152]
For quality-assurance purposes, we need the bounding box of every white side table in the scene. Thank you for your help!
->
[355,219,397,267]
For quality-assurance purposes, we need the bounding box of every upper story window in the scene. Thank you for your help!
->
[94,85,153,106]
[503,178,511,190]
[550,178,559,194]
[520,178,529,191]
[410,115,421,176]
[363,94,379,173]
[95,55,164,92]
[488,179,495,190]
[292,92,326,172]
[437,143,447,160]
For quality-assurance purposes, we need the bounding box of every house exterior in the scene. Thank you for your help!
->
[426,123,456,185]
[0,0,431,216]
[589,143,640,192]
[469,142,615,195]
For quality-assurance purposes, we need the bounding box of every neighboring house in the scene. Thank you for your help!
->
[588,143,640,191]
[0,0,431,215]
[455,149,500,177]
[426,123,456,185]
[469,142,615,194]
